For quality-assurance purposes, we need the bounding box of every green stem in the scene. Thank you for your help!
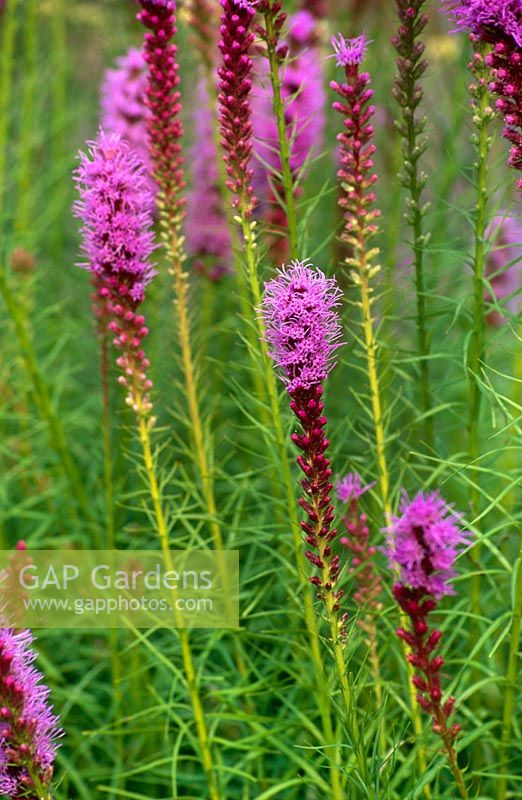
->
[497,545,522,800]
[15,0,37,238]
[100,333,115,548]
[0,267,100,541]
[263,5,299,261]
[468,44,492,636]
[0,0,19,220]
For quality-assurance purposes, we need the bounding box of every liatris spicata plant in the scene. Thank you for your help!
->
[261,260,373,787]
[485,211,522,323]
[393,0,434,448]
[387,491,471,800]
[0,628,62,800]
[330,34,391,520]
[74,132,156,417]
[262,262,344,621]
[74,128,222,800]
[442,1,522,188]
[186,79,232,281]
[100,47,154,195]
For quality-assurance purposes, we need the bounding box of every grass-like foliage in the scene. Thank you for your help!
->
[0,0,520,798]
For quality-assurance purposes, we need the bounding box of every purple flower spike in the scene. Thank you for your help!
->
[386,491,470,598]
[101,47,155,195]
[0,628,62,798]
[260,260,344,392]
[442,1,522,48]
[331,33,368,67]
[337,473,375,504]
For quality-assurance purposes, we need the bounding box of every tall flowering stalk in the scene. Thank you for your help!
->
[218,7,345,796]
[0,628,62,800]
[443,2,522,188]
[330,34,391,520]
[331,35,431,781]
[137,0,225,558]
[386,491,471,800]
[261,261,371,791]
[393,0,434,448]
[74,130,222,800]
[337,473,384,743]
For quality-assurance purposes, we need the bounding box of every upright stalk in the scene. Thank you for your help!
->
[261,1,299,260]
[467,43,493,625]
[0,0,19,219]
[393,0,434,449]
[16,0,37,238]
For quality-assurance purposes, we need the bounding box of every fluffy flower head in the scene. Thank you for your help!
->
[73,131,156,303]
[442,0,522,47]
[261,260,344,391]
[337,473,375,504]
[0,628,62,796]
[331,33,368,67]
[386,491,470,598]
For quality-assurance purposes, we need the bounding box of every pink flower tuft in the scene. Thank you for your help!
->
[386,491,470,598]
[337,473,375,504]
[260,260,344,392]
[331,33,368,67]
[442,1,522,48]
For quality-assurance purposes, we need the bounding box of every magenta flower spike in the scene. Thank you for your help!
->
[186,79,233,280]
[100,47,155,196]
[261,260,348,636]
[217,0,257,217]
[485,211,522,323]
[74,131,156,416]
[136,0,185,215]
[387,490,471,774]
[442,2,522,187]
[0,628,62,799]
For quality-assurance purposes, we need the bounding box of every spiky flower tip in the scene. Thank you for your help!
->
[330,34,381,266]
[186,79,232,280]
[442,2,522,186]
[0,628,62,799]
[337,474,381,613]
[136,0,185,215]
[100,47,155,194]
[485,212,522,323]
[217,0,257,217]
[74,131,156,416]
[387,491,470,744]
[261,262,347,638]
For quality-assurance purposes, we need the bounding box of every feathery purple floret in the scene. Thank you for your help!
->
[443,1,522,47]
[261,261,344,392]
[0,628,61,798]
[386,491,470,598]
[331,33,368,67]
[101,48,154,193]
[337,473,375,504]
[186,80,232,280]
[74,131,156,303]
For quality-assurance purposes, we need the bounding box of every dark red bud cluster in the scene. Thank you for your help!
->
[137,0,185,207]
[289,383,347,640]
[394,583,461,741]
[485,41,522,187]
[217,0,257,217]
